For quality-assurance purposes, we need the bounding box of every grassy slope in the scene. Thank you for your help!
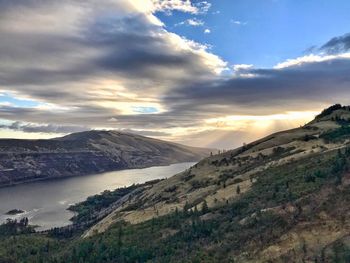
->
[85,109,347,235]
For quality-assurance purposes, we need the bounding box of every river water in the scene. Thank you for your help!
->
[0,162,194,230]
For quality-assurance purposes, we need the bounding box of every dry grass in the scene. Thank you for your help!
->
[85,115,350,238]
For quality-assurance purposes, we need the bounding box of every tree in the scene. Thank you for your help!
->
[236,185,241,195]
[201,200,209,214]
[183,201,190,215]
[316,104,343,119]
[117,225,123,256]
[194,205,199,216]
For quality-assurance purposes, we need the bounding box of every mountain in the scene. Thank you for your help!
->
[3,105,350,262]
[0,130,212,187]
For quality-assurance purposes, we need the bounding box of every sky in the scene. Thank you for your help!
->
[1,0,350,149]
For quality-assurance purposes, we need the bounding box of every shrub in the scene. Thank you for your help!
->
[233,178,243,184]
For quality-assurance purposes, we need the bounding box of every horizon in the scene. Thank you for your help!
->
[1,0,350,148]
[0,109,321,149]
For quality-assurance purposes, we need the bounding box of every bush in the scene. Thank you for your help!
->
[233,178,243,184]
[316,104,343,119]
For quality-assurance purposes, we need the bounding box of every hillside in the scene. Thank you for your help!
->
[3,105,350,262]
[85,105,349,233]
[0,130,211,187]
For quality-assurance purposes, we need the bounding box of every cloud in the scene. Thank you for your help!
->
[320,33,350,54]
[303,32,350,56]
[2,1,350,148]
[204,29,211,34]
[119,129,171,137]
[176,18,204,27]
[0,0,226,112]
[0,121,89,134]
[232,64,255,78]
[0,0,221,129]
[165,53,350,117]
[8,48,346,135]
[233,64,253,71]
[194,1,211,14]
[149,0,211,18]
[274,53,350,69]
[187,18,204,26]
[230,20,247,26]
[147,0,211,15]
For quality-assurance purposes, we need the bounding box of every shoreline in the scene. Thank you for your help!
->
[0,161,196,189]
[0,162,194,231]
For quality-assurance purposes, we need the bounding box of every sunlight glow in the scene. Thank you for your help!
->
[205,111,319,130]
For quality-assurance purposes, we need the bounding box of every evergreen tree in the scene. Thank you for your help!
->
[201,200,209,214]
[117,225,123,256]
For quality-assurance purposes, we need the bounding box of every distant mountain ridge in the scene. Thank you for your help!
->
[0,130,212,187]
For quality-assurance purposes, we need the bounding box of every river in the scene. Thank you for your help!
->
[0,162,194,231]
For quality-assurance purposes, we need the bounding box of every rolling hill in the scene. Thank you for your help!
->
[0,130,212,187]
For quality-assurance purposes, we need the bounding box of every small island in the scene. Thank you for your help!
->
[5,209,24,215]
